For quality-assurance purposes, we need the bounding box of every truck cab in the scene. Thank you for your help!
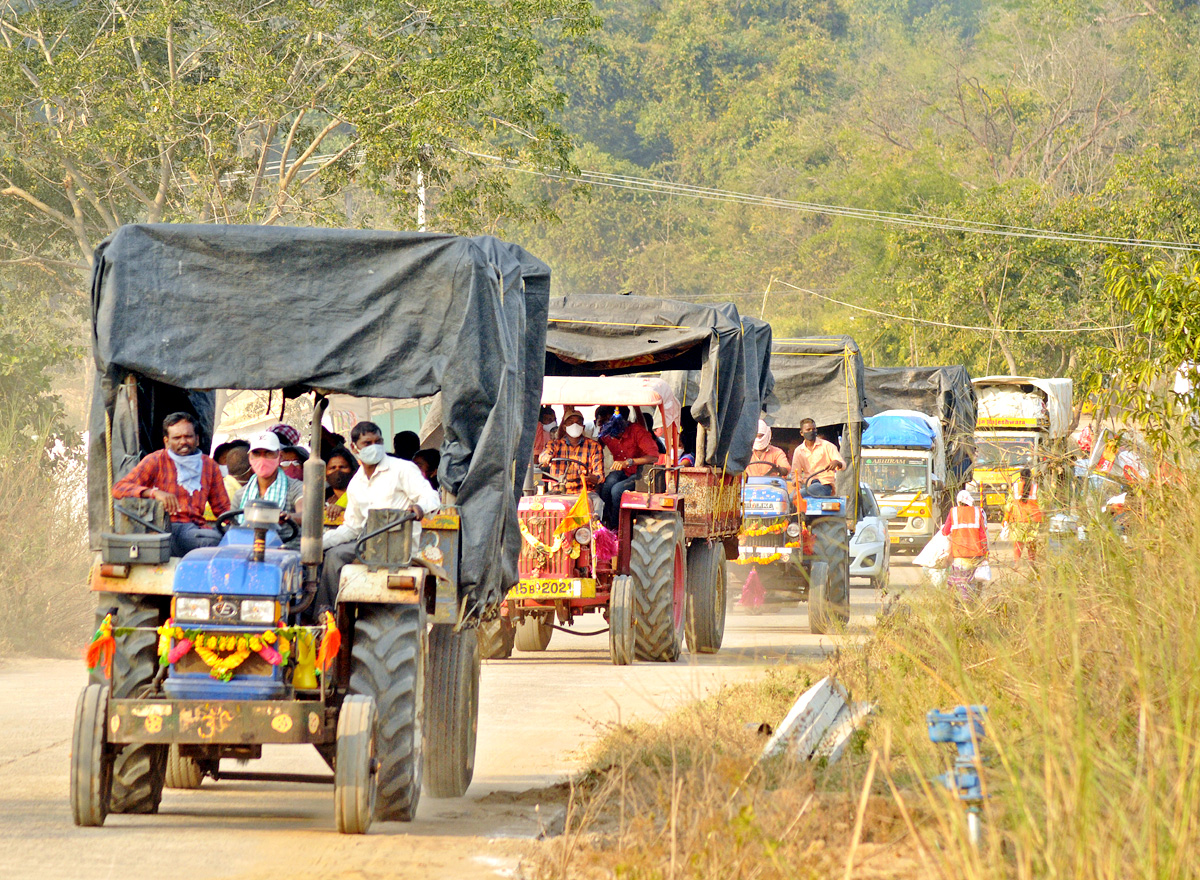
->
[860,409,947,552]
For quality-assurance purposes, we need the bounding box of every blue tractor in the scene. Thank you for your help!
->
[737,466,851,632]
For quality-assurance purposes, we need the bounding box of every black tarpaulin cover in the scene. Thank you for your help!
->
[767,336,867,429]
[864,365,977,482]
[544,294,753,470]
[87,223,549,613]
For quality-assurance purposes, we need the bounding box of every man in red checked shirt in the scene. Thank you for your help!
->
[597,406,661,530]
[112,412,231,556]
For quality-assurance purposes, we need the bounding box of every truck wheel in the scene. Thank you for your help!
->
[684,540,726,654]
[93,595,168,814]
[70,684,112,827]
[424,624,479,799]
[164,746,204,789]
[514,616,553,652]
[808,519,850,634]
[477,616,515,660]
[629,515,686,662]
[349,603,425,822]
[334,694,378,834]
[608,575,636,666]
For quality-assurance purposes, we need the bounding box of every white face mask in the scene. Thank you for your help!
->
[565,423,584,438]
[542,421,557,433]
[219,464,230,477]
[356,442,386,466]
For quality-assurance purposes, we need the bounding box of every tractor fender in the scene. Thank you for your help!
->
[89,553,178,596]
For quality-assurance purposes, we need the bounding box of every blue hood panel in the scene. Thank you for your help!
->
[173,546,301,597]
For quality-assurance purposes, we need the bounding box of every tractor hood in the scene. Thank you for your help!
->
[173,546,302,597]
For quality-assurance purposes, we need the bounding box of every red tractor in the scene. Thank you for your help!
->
[478,376,739,664]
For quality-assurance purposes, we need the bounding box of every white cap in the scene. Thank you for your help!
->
[248,431,282,453]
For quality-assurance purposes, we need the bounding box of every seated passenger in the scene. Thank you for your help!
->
[413,448,441,491]
[392,430,420,461]
[533,405,557,457]
[212,439,250,476]
[234,432,302,525]
[112,412,230,556]
[323,446,358,526]
[597,407,660,530]
[640,410,667,454]
[746,420,791,477]
[538,410,603,495]
[280,444,308,482]
[270,423,301,447]
[319,421,441,611]
[222,445,253,500]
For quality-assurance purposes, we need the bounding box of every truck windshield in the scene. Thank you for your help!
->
[976,439,1035,468]
[862,459,927,494]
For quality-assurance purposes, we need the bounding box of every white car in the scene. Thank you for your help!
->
[849,482,894,591]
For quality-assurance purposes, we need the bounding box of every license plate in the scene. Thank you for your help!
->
[986,493,1005,506]
[507,578,597,600]
[889,536,901,543]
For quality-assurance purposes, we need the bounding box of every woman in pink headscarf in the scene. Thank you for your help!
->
[746,420,791,477]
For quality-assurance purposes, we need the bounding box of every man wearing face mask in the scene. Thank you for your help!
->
[280,445,308,482]
[790,418,844,497]
[233,432,303,526]
[746,420,791,477]
[318,421,441,611]
[538,409,604,495]
[112,412,230,556]
[533,405,557,458]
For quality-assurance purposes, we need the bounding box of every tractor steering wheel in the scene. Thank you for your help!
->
[761,463,789,478]
[214,509,299,543]
[542,456,587,487]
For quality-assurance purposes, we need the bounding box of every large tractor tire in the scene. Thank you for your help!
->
[164,746,205,789]
[70,684,112,827]
[92,594,168,814]
[514,615,553,652]
[608,575,636,666]
[349,603,425,822]
[629,515,686,662]
[684,539,727,654]
[477,616,515,660]
[424,623,480,799]
[808,518,850,634]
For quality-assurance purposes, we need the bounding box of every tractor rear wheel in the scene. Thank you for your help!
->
[477,617,515,660]
[629,515,686,662]
[514,615,553,652]
[93,594,168,814]
[608,575,635,665]
[684,540,726,654]
[349,603,425,822]
[164,746,205,789]
[424,623,479,799]
[334,694,378,834]
[808,518,850,634]
[70,684,112,827]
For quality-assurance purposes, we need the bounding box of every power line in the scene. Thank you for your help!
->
[462,150,1200,252]
[773,280,1132,334]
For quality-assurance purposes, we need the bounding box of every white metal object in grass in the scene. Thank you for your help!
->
[761,677,875,765]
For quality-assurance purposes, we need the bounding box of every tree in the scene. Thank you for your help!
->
[0,0,598,284]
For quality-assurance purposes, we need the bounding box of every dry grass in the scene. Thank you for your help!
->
[537,476,1200,879]
[0,420,92,656]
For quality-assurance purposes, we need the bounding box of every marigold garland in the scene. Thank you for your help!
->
[518,517,582,561]
[740,521,788,538]
[733,552,784,565]
[156,621,285,681]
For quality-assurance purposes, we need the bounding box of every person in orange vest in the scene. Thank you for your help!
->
[1003,467,1043,564]
[940,488,988,596]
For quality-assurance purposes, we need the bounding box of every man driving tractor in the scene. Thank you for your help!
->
[538,409,604,494]
[790,417,845,497]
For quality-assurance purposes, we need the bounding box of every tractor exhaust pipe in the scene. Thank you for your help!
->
[301,395,330,580]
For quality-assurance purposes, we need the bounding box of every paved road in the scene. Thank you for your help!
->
[0,561,923,880]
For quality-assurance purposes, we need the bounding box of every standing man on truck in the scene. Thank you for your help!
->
[112,412,231,556]
[790,418,844,497]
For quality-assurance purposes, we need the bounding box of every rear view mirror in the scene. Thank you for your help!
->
[879,506,899,520]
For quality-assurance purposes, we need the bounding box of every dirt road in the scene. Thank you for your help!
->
[0,563,922,880]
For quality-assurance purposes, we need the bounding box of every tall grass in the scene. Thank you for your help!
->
[0,417,92,656]
[539,476,1200,879]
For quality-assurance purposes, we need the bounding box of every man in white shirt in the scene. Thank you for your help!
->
[318,421,441,610]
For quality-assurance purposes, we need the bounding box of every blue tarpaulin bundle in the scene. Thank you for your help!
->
[862,412,936,448]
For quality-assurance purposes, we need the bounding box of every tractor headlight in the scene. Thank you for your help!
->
[786,522,802,538]
[239,599,276,625]
[175,597,210,622]
[573,526,593,545]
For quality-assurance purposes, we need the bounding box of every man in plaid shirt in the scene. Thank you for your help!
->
[538,410,604,495]
[112,412,231,556]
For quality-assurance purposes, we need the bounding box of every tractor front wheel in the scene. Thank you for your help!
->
[424,623,480,799]
[334,694,378,834]
[808,518,850,633]
[608,575,635,665]
[349,603,425,822]
[514,615,553,652]
[629,515,686,662]
[164,746,206,789]
[70,684,112,827]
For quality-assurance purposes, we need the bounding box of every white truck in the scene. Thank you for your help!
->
[972,376,1073,516]
[861,410,946,551]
